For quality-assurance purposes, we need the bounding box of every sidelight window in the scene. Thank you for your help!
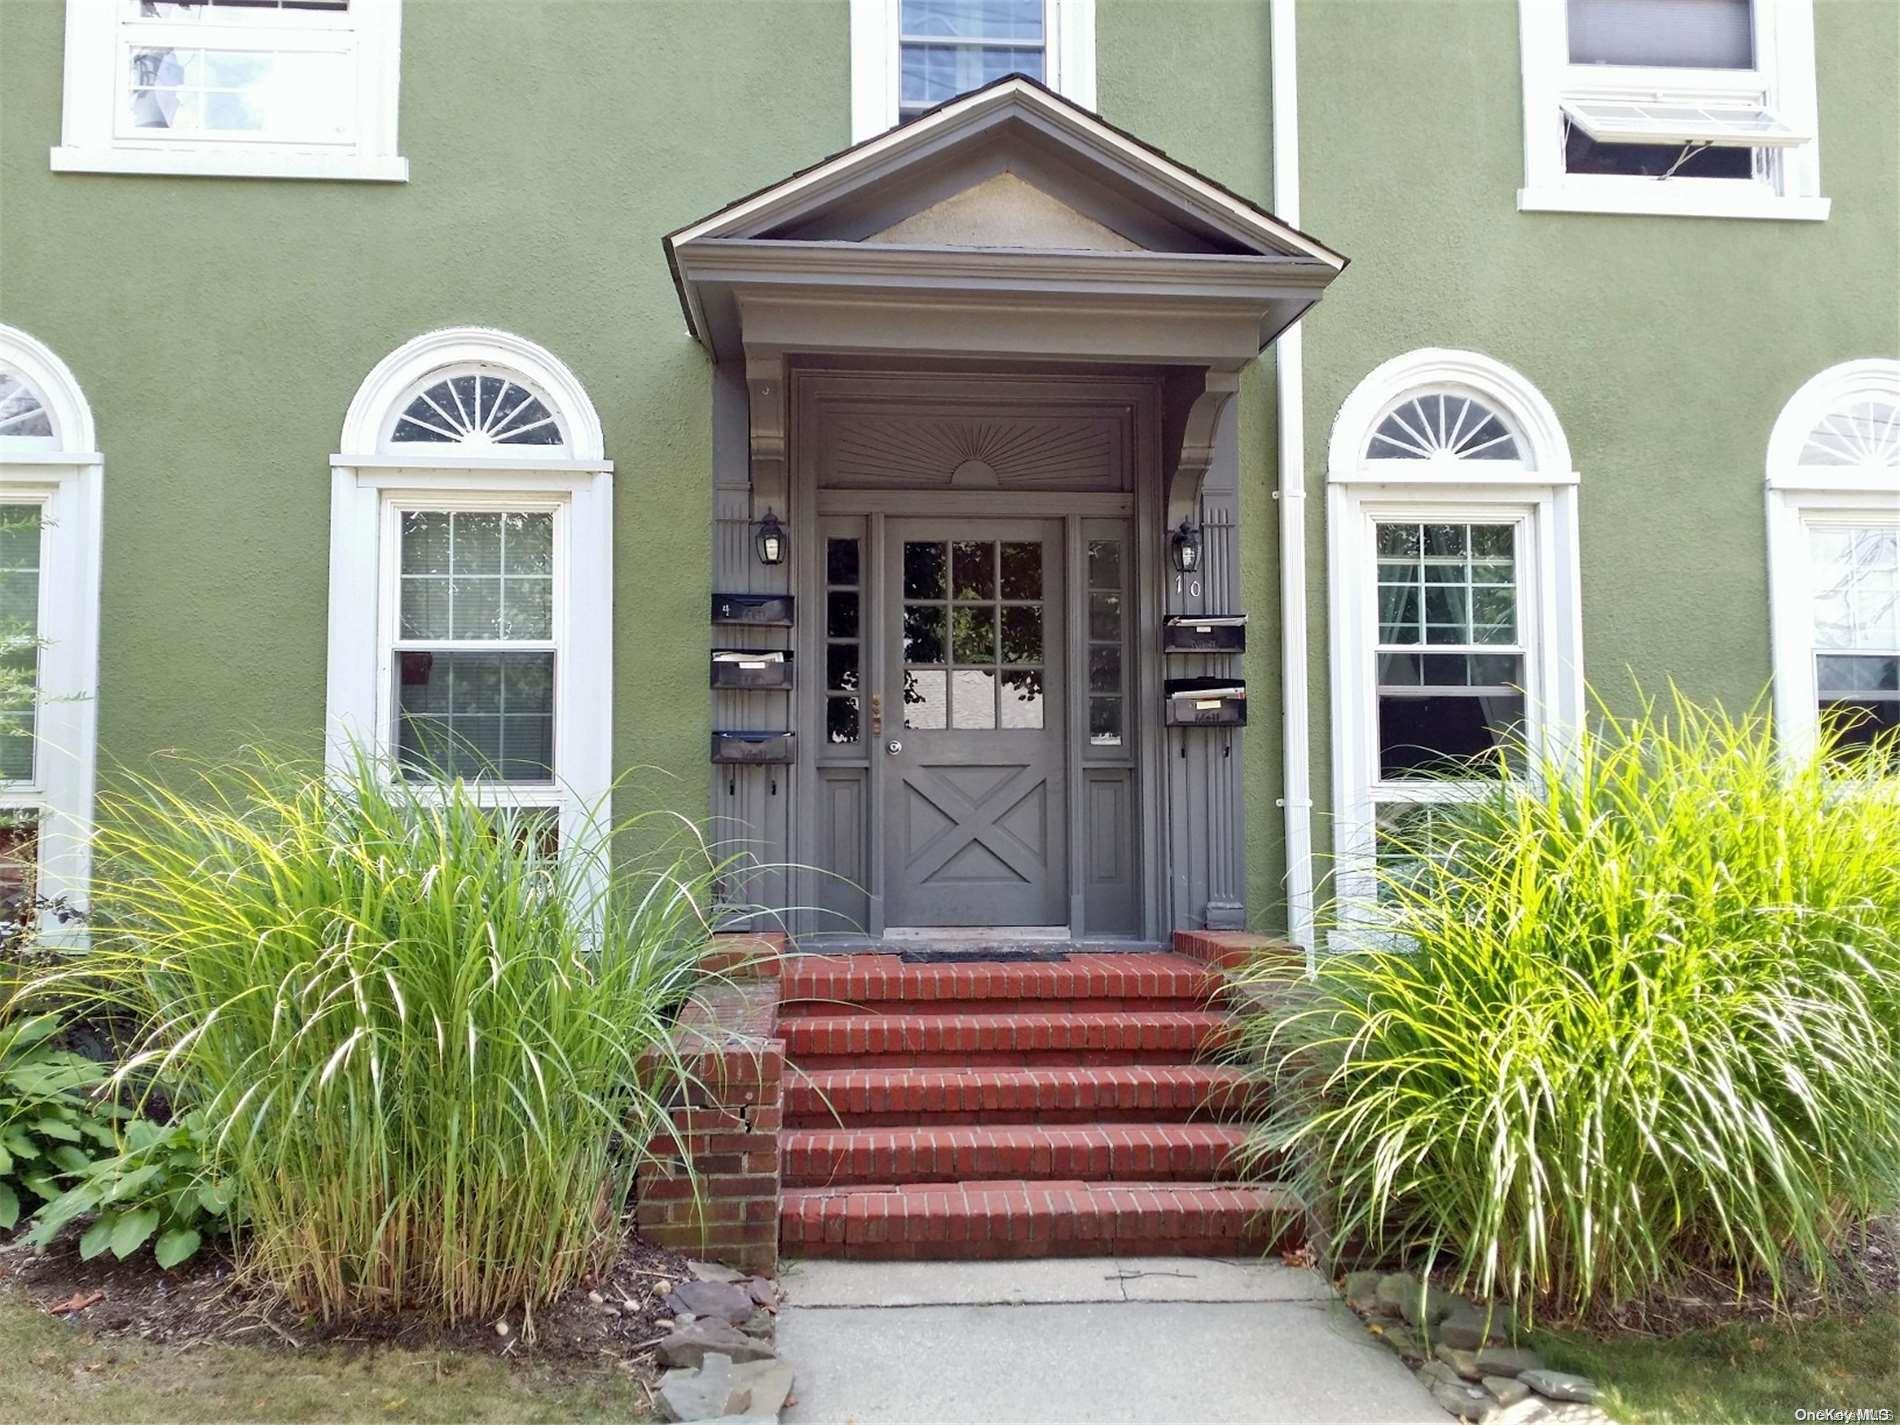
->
[901,538,1045,732]
[1085,537,1125,746]
[826,537,864,744]
[53,0,405,181]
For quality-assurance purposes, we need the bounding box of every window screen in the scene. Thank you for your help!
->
[1567,0,1754,69]
[1811,524,1900,763]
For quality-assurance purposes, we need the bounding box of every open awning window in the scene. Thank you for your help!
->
[1560,95,1807,148]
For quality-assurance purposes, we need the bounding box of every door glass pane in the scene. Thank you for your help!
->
[1001,605,1042,663]
[951,606,995,662]
[827,696,861,745]
[827,591,859,640]
[1086,537,1126,748]
[904,668,947,729]
[952,668,997,729]
[952,541,995,600]
[904,541,946,599]
[1089,696,1122,745]
[1000,542,1041,599]
[827,536,860,587]
[903,604,946,663]
[1003,669,1044,729]
[827,644,860,692]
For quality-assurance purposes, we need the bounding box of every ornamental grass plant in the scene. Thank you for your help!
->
[1235,692,1900,1321]
[31,751,729,1323]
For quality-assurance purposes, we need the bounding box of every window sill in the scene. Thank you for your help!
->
[1518,183,1830,222]
[50,145,409,183]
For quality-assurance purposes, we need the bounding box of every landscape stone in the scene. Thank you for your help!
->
[1435,1342,1484,1381]
[658,1318,776,1369]
[1374,1322,1428,1364]
[666,1280,757,1327]
[1373,1271,1418,1317]
[1417,1360,1463,1390]
[688,1260,748,1285]
[1343,1270,1384,1313]
[747,1277,780,1311]
[657,1353,749,1423]
[1475,1344,1549,1377]
[1520,1369,1601,1404]
[1484,1375,1532,1406]
[1543,1405,1610,1425]
[738,1309,777,1341]
[1440,1303,1514,1349]
[731,1359,797,1416]
[1430,1378,1493,1421]
[1399,1281,1459,1328]
[1482,1399,1550,1425]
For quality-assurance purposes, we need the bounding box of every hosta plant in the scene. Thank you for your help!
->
[36,749,728,1322]
[1235,692,1900,1321]
[0,1013,119,1231]
[28,1111,235,1268]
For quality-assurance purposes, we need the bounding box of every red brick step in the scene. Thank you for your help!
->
[780,1180,1297,1259]
[782,1123,1248,1187]
[784,1063,1258,1127]
[781,1010,1231,1068]
[779,952,1218,1017]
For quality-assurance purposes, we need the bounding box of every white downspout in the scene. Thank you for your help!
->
[1271,0,1317,967]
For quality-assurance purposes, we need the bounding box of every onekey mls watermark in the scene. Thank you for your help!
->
[1793,1410,1895,1422]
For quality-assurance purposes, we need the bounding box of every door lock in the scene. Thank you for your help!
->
[886,740,903,755]
[869,692,883,735]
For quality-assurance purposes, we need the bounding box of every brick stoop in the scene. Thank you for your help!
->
[775,932,1300,1261]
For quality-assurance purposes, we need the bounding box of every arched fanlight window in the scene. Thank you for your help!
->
[1365,391,1524,463]
[1765,358,1900,767]
[389,369,566,450]
[0,373,56,444]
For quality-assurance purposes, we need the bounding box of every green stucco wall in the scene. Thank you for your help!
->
[3,0,1894,935]
[1294,0,1900,891]
[0,0,850,827]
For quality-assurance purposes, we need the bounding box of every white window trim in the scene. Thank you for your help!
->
[1516,0,1828,221]
[1765,358,1900,764]
[1327,350,1584,921]
[51,0,407,183]
[0,325,103,948]
[850,0,1096,143]
[328,329,613,861]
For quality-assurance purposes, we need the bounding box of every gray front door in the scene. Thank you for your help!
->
[883,520,1068,927]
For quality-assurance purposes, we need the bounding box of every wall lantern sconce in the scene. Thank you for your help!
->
[1169,519,1202,575]
[754,509,788,566]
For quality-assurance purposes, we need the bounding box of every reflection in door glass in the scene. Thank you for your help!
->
[1000,542,1041,599]
[903,541,946,599]
[904,668,947,729]
[951,669,997,729]
[1087,538,1125,745]
[825,537,862,744]
[1002,669,1043,728]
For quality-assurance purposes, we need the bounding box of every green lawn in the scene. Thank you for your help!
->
[1534,1297,1900,1425]
[0,1291,651,1424]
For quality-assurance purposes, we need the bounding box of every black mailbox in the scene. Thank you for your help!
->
[711,648,794,690]
[711,592,794,626]
[710,730,797,764]
[1163,613,1247,655]
[1165,677,1247,728]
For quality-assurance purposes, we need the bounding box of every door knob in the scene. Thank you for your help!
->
[886,740,903,755]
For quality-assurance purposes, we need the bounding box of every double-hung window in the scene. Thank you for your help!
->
[1766,360,1900,769]
[1517,0,1827,219]
[53,0,406,182]
[851,0,1096,142]
[1328,351,1584,918]
[329,330,613,860]
[0,327,104,945]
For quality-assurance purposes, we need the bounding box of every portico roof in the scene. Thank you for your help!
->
[666,74,1347,366]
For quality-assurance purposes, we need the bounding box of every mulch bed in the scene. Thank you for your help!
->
[1574,1215,1900,1337]
[0,1221,701,1375]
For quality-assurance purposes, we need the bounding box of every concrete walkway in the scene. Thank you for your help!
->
[776,1258,1444,1425]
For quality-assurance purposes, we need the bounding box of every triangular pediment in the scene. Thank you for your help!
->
[865,171,1143,252]
[668,75,1344,264]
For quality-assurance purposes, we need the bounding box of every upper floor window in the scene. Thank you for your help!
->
[851,0,1096,143]
[1765,359,1900,769]
[1517,0,1827,220]
[52,0,406,182]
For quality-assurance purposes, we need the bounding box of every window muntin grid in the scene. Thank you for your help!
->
[901,538,1044,731]
[1811,523,1899,762]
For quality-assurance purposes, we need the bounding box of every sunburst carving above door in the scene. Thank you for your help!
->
[826,414,1119,490]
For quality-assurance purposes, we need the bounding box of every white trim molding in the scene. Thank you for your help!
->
[850,0,1098,143]
[328,329,613,859]
[1765,358,1900,763]
[1327,350,1584,917]
[0,325,103,946]
[1516,0,1828,221]
[51,0,406,183]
